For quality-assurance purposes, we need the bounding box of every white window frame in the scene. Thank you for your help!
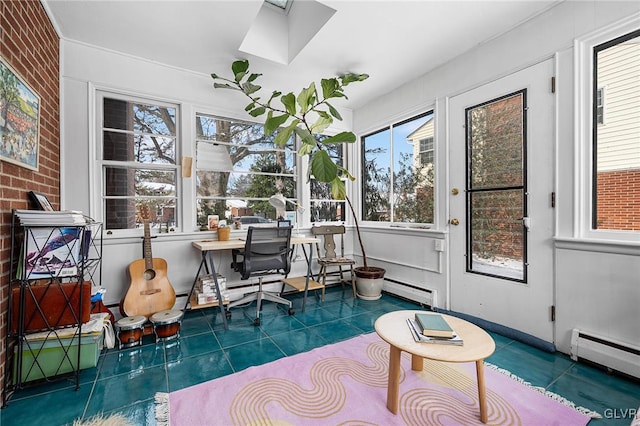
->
[94,89,181,237]
[194,112,299,227]
[360,109,436,226]
[575,13,640,242]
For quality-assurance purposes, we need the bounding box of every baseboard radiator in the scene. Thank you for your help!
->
[570,328,640,379]
[383,279,436,308]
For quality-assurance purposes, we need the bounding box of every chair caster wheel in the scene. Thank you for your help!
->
[253,318,260,326]
[288,308,295,316]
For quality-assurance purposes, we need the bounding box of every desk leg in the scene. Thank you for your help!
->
[184,255,206,311]
[476,359,488,423]
[204,251,228,330]
[299,243,314,313]
[386,344,401,414]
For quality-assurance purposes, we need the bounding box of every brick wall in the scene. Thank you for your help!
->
[0,0,60,402]
[596,169,640,231]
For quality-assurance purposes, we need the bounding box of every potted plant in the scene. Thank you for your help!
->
[211,60,385,299]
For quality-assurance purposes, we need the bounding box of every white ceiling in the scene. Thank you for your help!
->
[43,0,561,110]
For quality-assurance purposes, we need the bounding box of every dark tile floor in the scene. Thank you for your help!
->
[2,286,639,425]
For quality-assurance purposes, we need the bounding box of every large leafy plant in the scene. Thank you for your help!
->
[211,60,368,200]
[211,60,376,270]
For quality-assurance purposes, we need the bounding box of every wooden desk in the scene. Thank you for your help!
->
[188,236,320,329]
[374,310,495,423]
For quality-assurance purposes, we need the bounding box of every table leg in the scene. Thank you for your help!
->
[411,354,423,371]
[476,359,488,423]
[386,345,402,414]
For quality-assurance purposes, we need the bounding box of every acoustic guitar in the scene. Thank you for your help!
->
[121,206,176,318]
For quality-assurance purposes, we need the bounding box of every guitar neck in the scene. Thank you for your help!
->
[143,220,154,270]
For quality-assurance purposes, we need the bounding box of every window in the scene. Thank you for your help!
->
[195,113,296,227]
[99,92,179,232]
[595,87,605,125]
[361,111,435,224]
[419,137,434,165]
[592,29,640,232]
[466,91,527,282]
[309,136,346,222]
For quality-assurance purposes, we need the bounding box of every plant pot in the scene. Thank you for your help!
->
[354,266,385,300]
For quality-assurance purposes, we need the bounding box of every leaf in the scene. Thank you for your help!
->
[322,131,356,144]
[310,111,332,134]
[245,102,255,112]
[248,107,266,117]
[341,73,369,86]
[321,78,339,99]
[281,93,297,115]
[241,82,261,95]
[274,120,299,146]
[326,102,342,121]
[267,91,282,106]
[213,82,239,91]
[247,73,262,83]
[338,165,356,182]
[297,83,316,114]
[293,127,316,147]
[264,112,289,136]
[311,150,338,183]
[330,177,346,200]
[232,60,249,82]
[298,143,314,156]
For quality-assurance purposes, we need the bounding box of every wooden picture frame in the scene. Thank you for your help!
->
[28,191,54,211]
[0,57,40,171]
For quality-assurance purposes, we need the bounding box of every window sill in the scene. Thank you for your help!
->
[554,237,640,255]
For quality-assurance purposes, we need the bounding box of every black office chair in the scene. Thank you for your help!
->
[228,226,294,326]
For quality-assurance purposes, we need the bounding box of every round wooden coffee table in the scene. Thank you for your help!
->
[375,310,495,423]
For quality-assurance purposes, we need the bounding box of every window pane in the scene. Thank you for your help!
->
[310,201,346,222]
[593,30,640,231]
[105,167,176,197]
[393,113,434,223]
[104,98,176,136]
[362,129,391,221]
[468,94,523,189]
[469,189,524,280]
[103,131,175,164]
[197,171,295,199]
[105,198,176,230]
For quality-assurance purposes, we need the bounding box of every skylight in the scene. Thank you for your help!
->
[241,0,335,65]
[265,0,292,13]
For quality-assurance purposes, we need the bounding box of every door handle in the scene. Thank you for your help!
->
[450,218,460,226]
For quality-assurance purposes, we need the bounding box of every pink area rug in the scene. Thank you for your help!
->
[156,333,599,425]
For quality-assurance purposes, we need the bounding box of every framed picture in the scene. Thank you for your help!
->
[0,57,40,171]
[28,191,54,211]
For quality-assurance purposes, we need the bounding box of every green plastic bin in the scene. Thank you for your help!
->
[14,331,103,383]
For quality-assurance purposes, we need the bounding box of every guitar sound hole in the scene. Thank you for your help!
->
[144,269,156,280]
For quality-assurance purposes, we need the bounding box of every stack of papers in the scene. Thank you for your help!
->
[15,210,88,226]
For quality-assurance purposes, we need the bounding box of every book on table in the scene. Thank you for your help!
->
[414,312,454,338]
[406,318,463,345]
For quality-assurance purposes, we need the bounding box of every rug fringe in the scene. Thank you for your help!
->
[485,362,602,419]
[155,392,170,426]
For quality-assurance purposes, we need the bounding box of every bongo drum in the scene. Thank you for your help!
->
[150,310,183,341]
[115,315,147,349]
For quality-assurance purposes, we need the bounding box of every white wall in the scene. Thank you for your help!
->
[353,0,640,354]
